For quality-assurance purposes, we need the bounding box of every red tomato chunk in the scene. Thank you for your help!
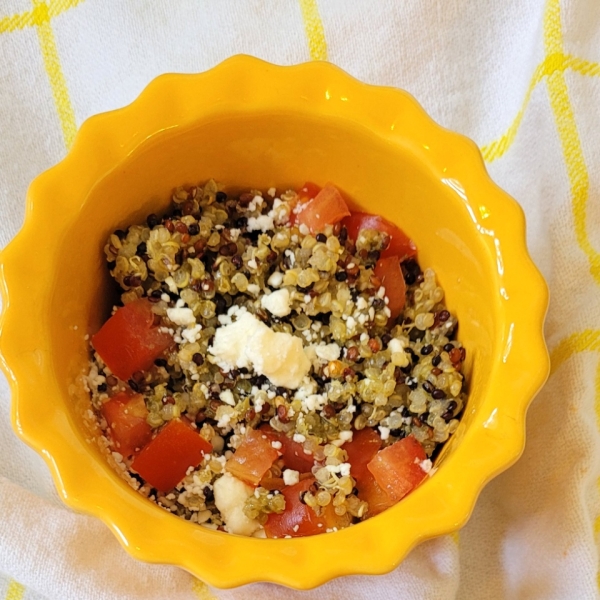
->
[264,477,350,538]
[374,256,407,321]
[131,419,212,492]
[225,429,280,486]
[91,298,173,381]
[343,428,391,516]
[260,424,316,473]
[296,183,351,233]
[101,392,152,458]
[342,212,417,261]
[367,436,428,503]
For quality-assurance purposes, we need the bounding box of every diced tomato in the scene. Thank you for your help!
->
[91,298,173,382]
[342,212,417,261]
[374,256,407,321]
[131,419,212,491]
[367,436,428,504]
[297,181,321,203]
[343,428,391,516]
[225,429,280,486]
[259,424,315,473]
[101,392,152,458]
[296,183,351,233]
[264,477,350,538]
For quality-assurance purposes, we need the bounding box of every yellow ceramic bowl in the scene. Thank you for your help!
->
[0,56,548,589]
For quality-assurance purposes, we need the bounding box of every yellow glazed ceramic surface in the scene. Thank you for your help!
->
[0,56,549,589]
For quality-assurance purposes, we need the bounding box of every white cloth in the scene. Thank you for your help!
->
[1,1,600,599]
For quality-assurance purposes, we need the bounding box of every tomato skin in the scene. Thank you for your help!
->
[296,184,351,233]
[131,419,212,492]
[101,392,152,458]
[342,212,417,261]
[343,428,391,516]
[374,256,407,321]
[297,181,321,202]
[264,477,350,538]
[91,298,173,381]
[259,424,315,473]
[367,436,428,503]
[225,429,280,486]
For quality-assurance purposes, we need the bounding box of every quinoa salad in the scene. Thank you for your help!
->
[85,180,468,538]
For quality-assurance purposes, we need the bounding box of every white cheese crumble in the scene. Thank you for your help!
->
[325,463,351,477]
[267,271,284,288]
[229,228,241,241]
[338,430,353,443]
[213,473,260,536]
[283,469,300,486]
[246,283,260,295]
[260,288,291,317]
[247,214,274,232]
[209,310,310,389]
[166,307,196,327]
[271,441,282,450]
[419,459,433,474]
[220,390,235,406]
[378,426,391,441]
[181,323,202,344]
[314,343,340,362]
[164,276,178,294]
[293,433,306,443]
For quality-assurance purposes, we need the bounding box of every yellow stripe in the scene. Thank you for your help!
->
[481,53,600,162]
[549,330,600,375]
[298,0,328,61]
[543,0,600,285]
[4,580,25,600]
[0,0,83,34]
[191,579,218,600]
[32,0,78,149]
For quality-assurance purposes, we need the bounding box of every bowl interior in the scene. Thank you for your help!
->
[6,102,526,588]
[50,111,498,485]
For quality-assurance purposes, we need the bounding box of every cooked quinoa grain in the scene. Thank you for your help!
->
[87,180,468,537]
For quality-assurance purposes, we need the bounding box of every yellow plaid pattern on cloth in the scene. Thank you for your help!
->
[0,0,599,598]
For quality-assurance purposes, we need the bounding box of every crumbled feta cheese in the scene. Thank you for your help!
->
[271,440,282,450]
[247,258,258,270]
[176,298,185,308]
[293,433,306,443]
[213,473,260,536]
[165,277,178,294]
[261,288,291,317]
[267,271,284,288]
[379,426,390,440]
[161,293,171,302]
[220,390,235,406]
[325,463,351,477]
[419,459,433,474]
[377,286,386,299]
[356,297,368,310]
[166,307,196,327]
[338,430,353,443]
[388,338,404,353]
[247,214,274,232]
[346,316,356,333]
[229,228,241,241]
[217,412,232,428]
[248,195,264,212]
[210,311,310,389]
[283,469,300,486]
[314,343,340,362]
[181,323,202,344]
